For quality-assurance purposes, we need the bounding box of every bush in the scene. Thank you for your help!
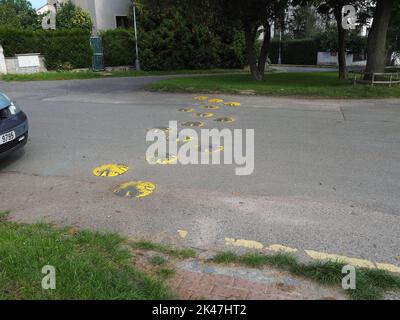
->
[270,38,319,65]
[0,28,92,70]
[100,29,136,67]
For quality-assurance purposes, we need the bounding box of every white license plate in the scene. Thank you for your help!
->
[0,131,16,145]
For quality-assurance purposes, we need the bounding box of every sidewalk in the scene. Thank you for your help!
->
[135,251,347,300]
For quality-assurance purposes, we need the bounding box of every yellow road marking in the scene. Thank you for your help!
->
[194,96,208,101]
[306,250,376,269]
[225,238,264,250]
[375,263,400,274]
[93,164,129,177]
[113,181,156,199]
[208,98,224,103]
[178,230,188,239]
[194,112,214,118]
[267,244,298,253]
[224,102,241,107]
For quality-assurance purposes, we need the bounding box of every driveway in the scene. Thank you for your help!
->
[1,75,399,270]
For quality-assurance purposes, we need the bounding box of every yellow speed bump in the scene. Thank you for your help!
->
[194,96,208,101]
[214,117,235,123]
[93,164,129,177]
[203,105,220,110]
[113,181,156,199]
[146,153,178,165]
[178,108,194,112]
[208,98,224,103]
[224,102,241,107]
[194,112,214,118]
[181,121,206,128]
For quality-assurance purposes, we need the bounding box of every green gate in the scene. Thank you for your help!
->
[90,37,105,72]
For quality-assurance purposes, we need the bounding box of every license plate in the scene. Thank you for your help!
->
[0,131,16,145]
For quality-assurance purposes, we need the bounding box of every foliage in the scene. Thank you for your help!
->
[270,38,319,64]
[56,1,93,32]
[0,0,40,29]
[0,28,92,70]
[318,25,367,53]
[101,29,136,66]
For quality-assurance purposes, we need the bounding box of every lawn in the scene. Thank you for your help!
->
[147,71,400,99]
[0,69,245,82]
[0,213,171,300]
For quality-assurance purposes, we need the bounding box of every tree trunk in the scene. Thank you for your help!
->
[365,0,395,79]
[257,23,271,76]
[244,23,263,81]
[334,6,348,80]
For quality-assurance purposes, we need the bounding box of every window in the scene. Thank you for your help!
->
[116,16,129,29]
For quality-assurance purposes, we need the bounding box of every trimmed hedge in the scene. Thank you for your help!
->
[0,28,92,70]
[269,38,319,65]
[100,29,136,67]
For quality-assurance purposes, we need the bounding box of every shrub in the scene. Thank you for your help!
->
[100,29,136,67]
[0,28,92,70]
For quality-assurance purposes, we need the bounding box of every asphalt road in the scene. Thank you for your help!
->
[0,75,399,267]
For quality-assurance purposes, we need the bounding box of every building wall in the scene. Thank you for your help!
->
[55,0,130,32]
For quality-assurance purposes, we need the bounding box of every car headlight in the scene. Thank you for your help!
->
[8,102,21,115]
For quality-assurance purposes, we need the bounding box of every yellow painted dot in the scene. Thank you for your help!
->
[93,164,129,177]
[203,105,220,110]
[178,230,188,239]
[177,136,194,143]
[194,96,208,101]
[181,121,206,128]
[224,102,241,107]
[113,181,156,199]
[146,153,178,165]
[148,127,171,134]
[194,112,214,118]
[197,144,224,153]
[178,108,194,112]
[214,117,235,123]
[208,98,224,103]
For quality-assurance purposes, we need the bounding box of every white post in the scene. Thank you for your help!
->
[0,45,7,75]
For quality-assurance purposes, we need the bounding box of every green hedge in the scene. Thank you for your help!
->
[269,39,319,65]
[100,29,136,67]
[0,28,92,70]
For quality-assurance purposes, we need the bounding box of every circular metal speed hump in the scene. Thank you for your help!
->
[113,181,156,199]
[146,153,178,165]
[214,117,235,123]
[208,98,224,103]
[93,164,129,177]
[178,108,194,113]
[194,96,208,101]
[194,112,214,118]
[197,144,225,153]
[181,121,206,128]
[224,102,241,107]
[203,105,220,110]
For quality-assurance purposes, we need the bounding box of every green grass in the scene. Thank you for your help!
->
[213,252,400,300]
[0,69,245,82]
[156,268,176,280]
[149,256,168,266]
[130,240,196,259]
[0,217,172,300]
[147,72,400,99]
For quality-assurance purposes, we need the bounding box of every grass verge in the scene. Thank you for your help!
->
[130,240,196,259]
[213,252,400,300]
[147,72,400,99]
[0,69,245,82]
[0,213,172,300]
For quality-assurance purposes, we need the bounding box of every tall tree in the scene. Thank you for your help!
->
[56,1,93,32]
[215,0,289,81]
[295,0,361,79]
[0,0,39,29]
[364,0,395,77]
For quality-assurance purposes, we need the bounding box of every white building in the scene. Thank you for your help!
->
[37,0,131,32]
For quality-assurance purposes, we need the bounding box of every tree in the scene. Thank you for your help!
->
[295,0,362,80]
[214,0,289,81]
[0,0,40,29]
[364,0,395,77]
[56,1,93,32]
